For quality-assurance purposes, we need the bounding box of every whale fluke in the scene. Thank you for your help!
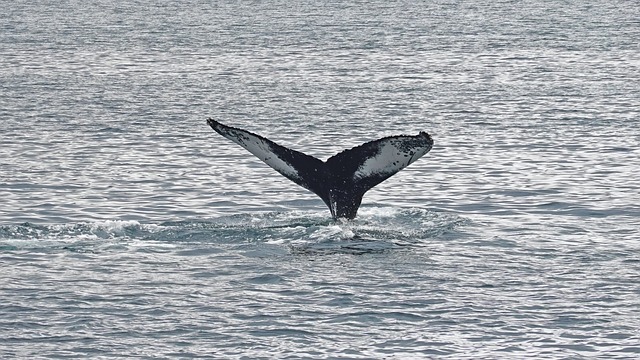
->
[206,119,433,219]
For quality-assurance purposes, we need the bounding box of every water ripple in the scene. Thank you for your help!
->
[2,0,640,358]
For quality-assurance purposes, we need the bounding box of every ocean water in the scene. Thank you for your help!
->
[2,0,640,358]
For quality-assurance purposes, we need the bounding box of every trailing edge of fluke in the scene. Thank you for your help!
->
[206,118,433,220]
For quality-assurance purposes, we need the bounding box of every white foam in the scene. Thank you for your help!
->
[88,220,143,234]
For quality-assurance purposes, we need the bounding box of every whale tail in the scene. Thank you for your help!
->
[206,119,433,219]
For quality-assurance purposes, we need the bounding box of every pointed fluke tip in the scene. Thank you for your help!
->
[207,118,225,133]
[419,131,433,144]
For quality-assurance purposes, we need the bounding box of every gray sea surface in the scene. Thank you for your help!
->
[2,0,640,358]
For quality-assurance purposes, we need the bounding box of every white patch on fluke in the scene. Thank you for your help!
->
[223,129,300,180]
[353,138,430,180]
